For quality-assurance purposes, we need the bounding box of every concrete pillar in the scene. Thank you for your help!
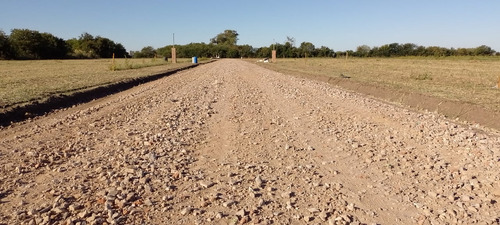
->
[272,50,277,63]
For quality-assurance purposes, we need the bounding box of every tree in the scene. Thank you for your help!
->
[255,47,271,58]
[456,48,472,56]
[210,30,239,46]
[8,29,70,59]
[299,42,315,57]
[226,47,239,58]
[317,46,334,57]
[355,45,371,57]
[114,43,129,58]
[374,43,402,57]
[286,36,296,48]
[156,45,172,58]
[388,43,402,56]
[474,45,494,56]
[39,32,69,59]
[401,43,417,56]
[282,41,298,58]
[95,36,115,58]
[9,29,45,59]
[66,32,128,59]
[414,46,426,56]
[71,32,98,58]
[425,46,451,57]
[133,46,156,58]
[239,44,255,58]
[0,30,12,59]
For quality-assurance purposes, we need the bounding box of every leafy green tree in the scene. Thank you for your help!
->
[281,36,300,58]
[299,42,315,57]
[94,36,115,58]
[238,44,255,58]
[474,45,494,56]
[210,44,226,57]
[39,32,69,59]
[456,48,472,56]
[255,47,271,58]
[414,46,426,56]
[226,47,240,58]
[282,42,297,58]
[133,46,156,58]
[66,33,128,58]
[210,30,239,46]
[317,46,334,57]
[9,29,45,59]
[156,45,172,58]
[0,30,13,59]
[374,43,401,57]
[114,43,129,58]
[401,43,417,56]
[8,29,68,59]
[355,45,370,57]
[425,46,452,57]
[70,32,98,58]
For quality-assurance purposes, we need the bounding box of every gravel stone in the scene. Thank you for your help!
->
[0,59,498,224]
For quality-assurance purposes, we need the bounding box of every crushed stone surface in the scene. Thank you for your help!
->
[1,59,499,225]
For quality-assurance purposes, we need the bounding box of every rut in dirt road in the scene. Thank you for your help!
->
[0,59,499,225]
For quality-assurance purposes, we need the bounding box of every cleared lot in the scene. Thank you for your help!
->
[0,59,498,224]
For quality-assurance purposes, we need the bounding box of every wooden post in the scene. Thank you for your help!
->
[497,76,500,88]
[111,53,116,71]
[272,50,277,63]
[344,51,348,68]
[171,47,177,63]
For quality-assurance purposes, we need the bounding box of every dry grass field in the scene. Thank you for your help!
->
[253,57,500,113]
[0,58,195,109]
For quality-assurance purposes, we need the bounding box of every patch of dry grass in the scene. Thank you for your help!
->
[253,57,500,112]
[0,58,195,108]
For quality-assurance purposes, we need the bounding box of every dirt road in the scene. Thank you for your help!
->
[1,59,499,224]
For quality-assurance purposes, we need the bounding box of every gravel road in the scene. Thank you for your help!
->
[1,59,499,225]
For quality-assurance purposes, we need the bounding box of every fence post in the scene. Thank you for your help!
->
[171,47,177,63]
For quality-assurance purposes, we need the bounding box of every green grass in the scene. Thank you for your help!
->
[251,57,500,112]
[0,58,200,109]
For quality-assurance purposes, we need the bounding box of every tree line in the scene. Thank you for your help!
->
[0,29,128,60]
[1,28,497,60]
[351,43,497,57]
[133,32,334,59]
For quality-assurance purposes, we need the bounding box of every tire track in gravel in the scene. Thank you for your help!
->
[186,60,418,224]
[244,60,500,225]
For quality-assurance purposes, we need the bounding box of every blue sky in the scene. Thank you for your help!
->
[1,1,499,52]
